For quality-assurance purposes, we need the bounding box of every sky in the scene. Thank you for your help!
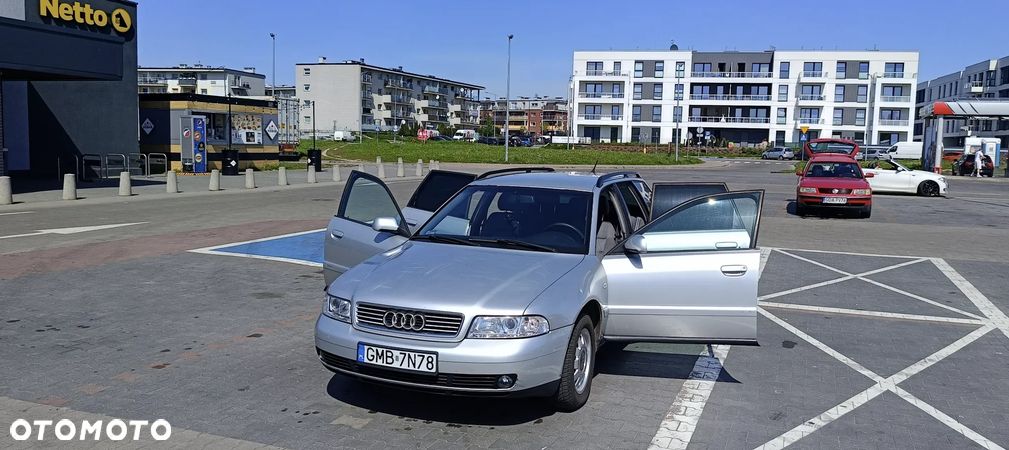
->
[137,0,1009,98]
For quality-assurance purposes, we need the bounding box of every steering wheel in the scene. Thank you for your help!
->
[543,222,585,242]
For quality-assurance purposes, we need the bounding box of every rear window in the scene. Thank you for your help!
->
[804,162,863,178]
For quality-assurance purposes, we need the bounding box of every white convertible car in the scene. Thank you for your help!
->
[862,158,948,197]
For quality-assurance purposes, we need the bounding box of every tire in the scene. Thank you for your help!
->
[917,181,939,197]
[859,206,872,219]
[778,156,784,160]
[554,315,595,412]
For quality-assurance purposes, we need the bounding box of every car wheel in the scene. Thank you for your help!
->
[860,206,872,219]
[917,181,939,197]
[554,315,595,412]
[778,156,784,160]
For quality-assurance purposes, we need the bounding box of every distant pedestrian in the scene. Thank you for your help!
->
[974,150,984,177]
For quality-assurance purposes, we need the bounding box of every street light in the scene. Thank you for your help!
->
[567,75,573,151]
[269,33,276,96]
[504,34,513,162]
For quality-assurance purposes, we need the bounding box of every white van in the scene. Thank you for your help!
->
[882,141,922,160]
[453,129,478,141]
[332,131,355,142]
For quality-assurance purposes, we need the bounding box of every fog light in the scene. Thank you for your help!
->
[496,375,515,388]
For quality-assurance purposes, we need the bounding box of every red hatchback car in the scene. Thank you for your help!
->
[795,153,874,218]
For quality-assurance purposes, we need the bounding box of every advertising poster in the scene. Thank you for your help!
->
[193,117,208,173]
[231,114,263,145]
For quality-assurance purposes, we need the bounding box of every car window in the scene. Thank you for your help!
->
[804,162,863,178]
[616,182,647,230]
[406,171,477,212]
[636,191,762,252]
[650,183,728,219]
[339,176,402,227]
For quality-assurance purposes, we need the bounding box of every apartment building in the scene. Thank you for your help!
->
[294,58,483,135]
[913,55,1009,147]
[138,65,266,96]
[570,49,918,146]
[479,97,569,135]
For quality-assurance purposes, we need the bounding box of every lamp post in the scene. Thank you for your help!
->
[674,67,682,161]
[269,33,276,96]
[227,89,232,151]
[504,34,513,162]
[567,75,573,151]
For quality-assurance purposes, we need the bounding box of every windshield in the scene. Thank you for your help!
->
[805,162,863,178]
[808,141,857,155]
[414,186,591,254]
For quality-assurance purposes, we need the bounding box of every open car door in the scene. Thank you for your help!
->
[401,170,477,230]
[648,182,728,220]
[602,190,764,344]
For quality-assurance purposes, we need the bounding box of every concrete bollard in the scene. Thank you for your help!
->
[166,171,178,193]
[332,165,341,182]
[118,171,132,196]
[278,167,289,186]
[356,163,364,174]
[429,159,435,171]
[62,174,77,200]
[416,159,423,177]
[397,157,405,177]
[433,160,441,171]
[209,169,221,191]
[245,168,256,189]
[307,166,318,183]
[0,176,12,205]
[377,156,386,179]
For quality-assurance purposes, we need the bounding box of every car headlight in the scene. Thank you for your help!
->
[468,315,549,339]
[798,187,817,194]
[852,189,871,195]
[938,177,947,185]
[323,294,352,323]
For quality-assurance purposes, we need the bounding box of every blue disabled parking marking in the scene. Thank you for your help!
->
[189,229,325,268]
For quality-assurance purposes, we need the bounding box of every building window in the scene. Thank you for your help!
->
[200,88,208,94]
[675,61,685,78]
[631,127,641,142]
[880,109,903,120]
[632,105,641,122]
[799,108,820,120]
[801,85,823,99]
[777,108,787,125]
[634,61,644,78]
[858,62,869,79]
[855,109,866,126]
[779,62,790,79]
[611,105,621,120]
[833,109,843,126]
[586,61,603,75]
[613,61,621,74]
[882,86,905,98]
[803,62,823,77]
[775,130,786,144]
[654,62,664,78]
[653,84,663,100]
[834,85,845,102]
[673,106,682,122]
[753,63,770,75]
[693,63,712,74]
[674,84,684,100]
[836,62,847,79]
[778,85,788,102]
[857,85,868,102]
[611,84,622,95]
[884,62,905,77]
[303,67,311,76]
[652,106,661,122]
[303,84,311,92]
[633,84,643,100]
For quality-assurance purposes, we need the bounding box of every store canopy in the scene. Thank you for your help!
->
[919,100,1009,119]
[0,17,123,81]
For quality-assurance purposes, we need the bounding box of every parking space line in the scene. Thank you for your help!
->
[933,258,1009,340]
[189,228,326,253]
[759,308,882,381]
[891,386,1005,450]
[649,345,730,450]
[858,276,986,320]
[0,211,34,216]
[759,301,986,325]
[759,247,772,277]
[772,246,929,260]
[758,257,929,302]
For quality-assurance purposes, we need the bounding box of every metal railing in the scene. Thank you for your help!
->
[148,153,169,176]
[578,114,623,120]
[882,72,905,78]
[878,119,909,126]
[880,95,911,103]
[798,94,825,101]
[690,71,772,78]
[128,153,146,176]
[384,80,412,89]
[801,71,825,78]
[103,153,127,178]
[796,118,824,125]
[689,94,772,101]
[578,92,625,99]
[688,116,771,124]
[584,70,626,77]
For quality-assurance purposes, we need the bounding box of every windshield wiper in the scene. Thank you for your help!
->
[412,234,479,246]
[470,238,557,253]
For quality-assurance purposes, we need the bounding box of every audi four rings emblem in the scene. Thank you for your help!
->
[383,311,426,331]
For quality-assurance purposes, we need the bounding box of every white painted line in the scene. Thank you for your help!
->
[769,246,928,260]
[757,257,929,301]
[649,345,730,450]
[189,249,323,268]
[0,211,34,216]
[188,228,326,253]
[759,247,772,277]
[759,301,987,326]
[933,257,1009,340]
[759,308,882,382]
[0,222,147,240]
[891,386,1006,450]
[0,231,47,240]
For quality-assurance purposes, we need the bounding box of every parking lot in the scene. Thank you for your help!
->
[1,160,1008,449]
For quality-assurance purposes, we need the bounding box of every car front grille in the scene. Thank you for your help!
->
[317,349,510,390]
[355,303,463,336]
[818,188,852,194]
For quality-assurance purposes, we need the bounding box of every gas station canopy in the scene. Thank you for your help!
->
[919,100,1009,119]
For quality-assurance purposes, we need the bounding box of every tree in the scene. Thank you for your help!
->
[436,123,455,137]
[478,117,496,137]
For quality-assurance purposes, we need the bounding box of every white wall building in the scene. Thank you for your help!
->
[138,65,266,97]
[570,49,919,146]
[914,55,1009,147]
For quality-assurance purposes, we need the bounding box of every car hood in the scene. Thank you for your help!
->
[798,177,870,189]
[349,241,585,314]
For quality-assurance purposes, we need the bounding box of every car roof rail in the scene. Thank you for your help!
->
[475,167,556,180]
[595,171,641,187]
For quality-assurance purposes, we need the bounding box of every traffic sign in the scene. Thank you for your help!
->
[800,126,809,133]
[141,118,155,135]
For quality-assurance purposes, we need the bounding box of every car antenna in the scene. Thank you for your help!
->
[591,160,598,174]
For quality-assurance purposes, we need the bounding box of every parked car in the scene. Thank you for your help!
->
[803,138,860,159]
[857,145,889,161]
[429,135,452,141]
[880,141,923,160]
[478,136,501,145]
[762,147,794,160]
[795,153,874,218]
[318,168,764,411]
[510,136,533,147]
[333,131,355,142]
[952,153,994,177]
[863,158,948,196]
[453,130,479,141]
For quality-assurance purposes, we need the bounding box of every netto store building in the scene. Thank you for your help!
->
[0,0,137,178]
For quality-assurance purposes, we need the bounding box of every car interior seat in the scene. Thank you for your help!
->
[595,197,618,257]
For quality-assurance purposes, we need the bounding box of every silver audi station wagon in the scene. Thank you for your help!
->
[316,168,764,410]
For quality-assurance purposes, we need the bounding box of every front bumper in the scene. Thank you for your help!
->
[315,315,570,396]
[797,193,871,209]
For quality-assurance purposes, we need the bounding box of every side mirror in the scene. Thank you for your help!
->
[864,172,875,178]
[372,217,400,232]
[795,169,804,176]
[624,235,647,254]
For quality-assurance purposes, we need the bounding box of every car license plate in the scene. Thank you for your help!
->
[822,197,848,204]
[357,343,437,373]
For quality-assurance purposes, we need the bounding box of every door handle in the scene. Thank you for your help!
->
[331,230,344,239]
[720,265,748,276]
[715,241,739,249]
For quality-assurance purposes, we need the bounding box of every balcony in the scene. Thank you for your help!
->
[385,80,412,90]
[776,117,787,125]
[801,71,825,78]
[882,72,905,79]
[689,71,772,79]
[389,95,411,105]
[177,77,197,87]
[796,118,824,125]
[578,114,623,121]
[688,116,771,124]
[584,70,626,77]
[878,119,909,127]
[880,96,911,103]
[578,92,625,99]
[689,94,772,101]
[797,94,826,101]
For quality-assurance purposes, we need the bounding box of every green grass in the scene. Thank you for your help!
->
[303,139,702,166]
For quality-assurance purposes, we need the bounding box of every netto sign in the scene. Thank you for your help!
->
[39,0,133,33]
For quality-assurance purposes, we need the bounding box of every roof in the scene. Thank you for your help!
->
[471,171,603,192]
[138,93,276,108]
[138,66,265,78]
[919,100,1009,118]
[296,60,483,90]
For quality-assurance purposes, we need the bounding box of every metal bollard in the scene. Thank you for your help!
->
[0,176,12,205]
[278,167,288,186]
[245,168,256,189]
[166,171,178,193]
[397,157,405,177]
[307,166,318,183]
[118,171,132,196]
[209,169,221,191]
[62,174,77,200]
[377,156,386,179]
[416,159,423,177]
[332,165,341,182]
